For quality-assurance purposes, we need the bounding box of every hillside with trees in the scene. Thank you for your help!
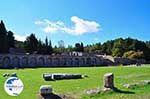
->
[84,38,150,61]
[0,20,150,62]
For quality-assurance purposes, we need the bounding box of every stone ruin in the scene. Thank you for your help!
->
[85,72,115,95]
[103,73,114,89]
[39,85,62,99]
[0,53,105,68]
[43,73,83,81]
[0,52,145,68]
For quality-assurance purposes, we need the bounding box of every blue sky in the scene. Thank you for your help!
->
[0,0,149,46]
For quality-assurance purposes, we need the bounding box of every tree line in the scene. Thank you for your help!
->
[84,38,150,61]
[0,20,150,61]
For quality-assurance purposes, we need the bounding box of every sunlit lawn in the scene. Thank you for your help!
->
[0,65,150,99]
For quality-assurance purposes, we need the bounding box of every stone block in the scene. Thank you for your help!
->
[43,73,53,81]
[11,73,17,77]
[43,73,82,81]
[104,73,114,89]
[39,85,53,95]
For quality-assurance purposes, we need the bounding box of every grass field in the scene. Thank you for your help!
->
[0,65,150,99]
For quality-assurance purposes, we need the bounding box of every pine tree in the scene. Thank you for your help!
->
[24,33,38,54]
[45,37,48,54]
[37,39,43,54]
[7,31,15,48]
[48,40,53,54]
[80,42,84,52]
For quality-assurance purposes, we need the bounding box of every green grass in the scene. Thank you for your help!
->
[0,65,150,99]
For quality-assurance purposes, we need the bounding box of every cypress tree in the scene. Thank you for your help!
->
[80,42,84,52]
[0,20,8,53]
[48,40,53,54]
[7,31,15,48]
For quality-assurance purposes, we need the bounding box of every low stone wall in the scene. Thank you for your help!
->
[114,57,145,65]
[0,54,104,68]
[0,54,143,68]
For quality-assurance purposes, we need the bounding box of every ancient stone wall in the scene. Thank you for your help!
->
[0,54,104,68]
[0,54,142,68]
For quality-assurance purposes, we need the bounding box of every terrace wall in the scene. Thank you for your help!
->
[0,54,144,68]
[0,54,105,68]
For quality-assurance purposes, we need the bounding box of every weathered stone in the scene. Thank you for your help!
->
[11,73,17,77]
[123,80,150,89]
[123,84,134,88]
[142,80,150,84]
[39,85,63,99]
[0,54,144,68]
[103,73,114,89]
[3,73,7,77]
[39,85,53,94]
[85,88,100,95]
[3,73,10,77]
[43,73,82,81]
[43,73,53,81]
[103,87,113,92]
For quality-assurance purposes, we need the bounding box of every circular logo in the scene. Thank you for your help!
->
[4,77,24,96]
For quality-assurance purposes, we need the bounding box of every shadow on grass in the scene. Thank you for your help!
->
[39,93,62,99]
[113,87,135,94]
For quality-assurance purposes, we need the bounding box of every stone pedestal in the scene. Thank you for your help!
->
[103,73,114,89]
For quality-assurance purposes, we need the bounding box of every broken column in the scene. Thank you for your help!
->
[103,73,114,89]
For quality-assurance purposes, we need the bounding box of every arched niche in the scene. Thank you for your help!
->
[93,58,97,65]
[12,57,20,67]
[29,57,37,67]
[61,58,67,66]
[81,58,85,66]
[86,58,91,66]
[47,57,52,66]
[68,58,73,66]
[74,58,79,66]
[21,57,28,67]
[3,56,11,68]
[53,58,60,66]
[0,56,3,66]
[38,57,45,66]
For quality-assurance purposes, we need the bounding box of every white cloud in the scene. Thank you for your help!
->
[35,16,100,36]
[14,34,27,42]
[34,20,44,25]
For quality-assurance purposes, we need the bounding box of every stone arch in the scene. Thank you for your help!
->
[29,57,37,67]
[53,58,60,66]
[61,58,67,66]
[0,56,3,66]
[81,58,85,66]
[3,56,11,68]
[12,57,20,67]
[86,58,91,66]
[38,57,45,66]
[93,58,97,65]
[99,58,103,65]
[74,58,79,66]
[21,57,28,67]
[67,58,73,66]
[47,57,52,66]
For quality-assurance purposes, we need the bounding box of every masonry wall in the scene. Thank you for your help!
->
[0,54,105,68]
